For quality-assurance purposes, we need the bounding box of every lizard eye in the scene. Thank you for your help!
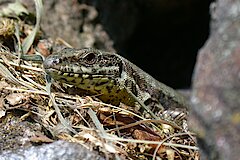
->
[83,52,96,64]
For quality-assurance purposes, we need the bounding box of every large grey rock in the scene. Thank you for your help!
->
[190,0,240,159]
[0,141,104,160]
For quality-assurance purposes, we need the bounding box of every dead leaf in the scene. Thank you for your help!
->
[5,93,25,105]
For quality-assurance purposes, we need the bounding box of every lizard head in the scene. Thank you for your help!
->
[43,48,124,94]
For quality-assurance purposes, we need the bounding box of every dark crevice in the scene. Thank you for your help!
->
[85,0,214,89]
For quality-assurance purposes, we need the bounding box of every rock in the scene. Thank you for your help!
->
[0,140,104,160]
[190,0,240,159]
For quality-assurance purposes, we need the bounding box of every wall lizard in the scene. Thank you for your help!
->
[43,48,189,122]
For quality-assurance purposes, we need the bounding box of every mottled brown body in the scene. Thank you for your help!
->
[44,48,188,118]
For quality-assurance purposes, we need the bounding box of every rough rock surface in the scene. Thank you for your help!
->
[0,141,104,160]
[190,0,240,159]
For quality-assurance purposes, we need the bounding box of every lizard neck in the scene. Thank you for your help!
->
[119,55,188,112]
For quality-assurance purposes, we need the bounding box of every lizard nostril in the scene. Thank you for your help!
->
[52,58,60,64]
[44,56,60,69]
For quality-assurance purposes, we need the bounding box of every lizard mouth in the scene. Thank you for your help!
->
[45,67,115,80]
[44,68,115,90]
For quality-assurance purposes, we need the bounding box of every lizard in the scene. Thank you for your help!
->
[43,48,189,123]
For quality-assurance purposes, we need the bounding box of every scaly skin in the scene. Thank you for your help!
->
[43,48,189,120]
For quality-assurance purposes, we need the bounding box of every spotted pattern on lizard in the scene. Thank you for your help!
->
[43,48,189,121]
